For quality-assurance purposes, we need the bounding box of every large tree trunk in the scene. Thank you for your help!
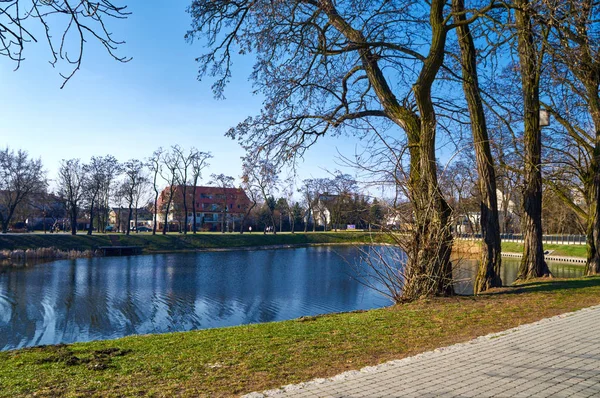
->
[402,122,454,299]
[453,0,502,293]
[585,101,600,275]
[515,0,550,279]
[400,1,453,300]
[586,183,600,274]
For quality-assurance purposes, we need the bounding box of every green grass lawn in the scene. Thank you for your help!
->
[0,231,389,253]
[501,242,587,258]
[1,277,600,397]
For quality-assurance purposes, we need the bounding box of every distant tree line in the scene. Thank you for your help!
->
[0,145,390,236]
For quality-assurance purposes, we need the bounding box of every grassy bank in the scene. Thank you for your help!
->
[501,241,587,258]
[1,233,588,259]
[1,277,600,397]
[454,240,587,259]
[0,231,388,254]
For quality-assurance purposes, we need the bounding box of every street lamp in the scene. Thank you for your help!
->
[540,109,550,127]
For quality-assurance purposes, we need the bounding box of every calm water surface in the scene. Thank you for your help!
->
[0,246,584,350]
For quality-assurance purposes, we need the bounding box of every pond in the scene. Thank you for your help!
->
[0,246,584,351]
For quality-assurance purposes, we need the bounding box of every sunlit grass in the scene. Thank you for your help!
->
[501,242,587,258]
[0,231,388,253]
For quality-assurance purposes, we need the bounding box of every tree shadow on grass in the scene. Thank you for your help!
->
[484,276,600,296]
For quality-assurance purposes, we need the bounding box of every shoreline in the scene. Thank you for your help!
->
[0,236,588,267]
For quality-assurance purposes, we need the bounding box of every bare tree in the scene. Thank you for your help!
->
[1,0,131,87]
[209,173,235,233]
[0,148,46,233]
[148,147,164,235]
[238,156,279,234]
[299,179,320,232]
[122,159,147,235]
[240,158,262,234]
[451,0,503,293]
[513,0,552,279]
[98,156,122,233]
[112,183,127,232]
[190,150,212,234]
[83,155,119,235]
[172,145,194,234]
[160,149,180,234]
[57,158,86,235]
[539,0,600,275]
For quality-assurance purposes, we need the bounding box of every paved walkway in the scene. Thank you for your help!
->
[244,306,600,397]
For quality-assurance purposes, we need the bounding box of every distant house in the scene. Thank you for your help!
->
[109,207,153,232]
[156,185,251,232]
[454,189,520,234]
[312,193,338,227]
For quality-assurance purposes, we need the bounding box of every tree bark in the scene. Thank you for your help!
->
[515,0,550,279]
[87,200,95,236]
[70,206,78,235]
[401,0,453,299]
[453,0,502,293]
[182,185,189,234]
[585,98,600,274]
[163,196,173,235]
[126,205,133,236]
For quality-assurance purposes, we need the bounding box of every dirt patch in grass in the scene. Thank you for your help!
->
[33,345,131,371]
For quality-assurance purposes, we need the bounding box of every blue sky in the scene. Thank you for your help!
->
[0,0,359,192]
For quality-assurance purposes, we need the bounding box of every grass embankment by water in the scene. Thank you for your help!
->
[0,231,390,254]
[1,233,587,258]
[1,277,600,397]
[454,240,587,259]
[501,241,587,258]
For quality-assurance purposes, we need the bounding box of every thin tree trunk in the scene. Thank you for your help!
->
[126,205,133,236]
[239,202,256,234]
[70,206,78,235]
[192,186,198,234]
[87,200,94,236]
[163,197,173,235]
[453,0,502,293]
[153,192,159,235]
[182,186,188,234]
